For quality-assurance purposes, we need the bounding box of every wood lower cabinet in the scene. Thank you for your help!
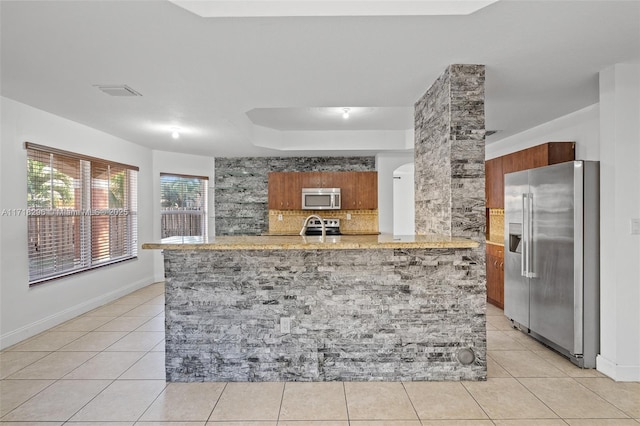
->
[486,243,504,309]
[268,171,378,210]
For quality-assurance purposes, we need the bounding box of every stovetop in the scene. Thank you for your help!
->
[304,218,341,236]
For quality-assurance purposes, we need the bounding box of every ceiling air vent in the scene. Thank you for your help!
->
[94,84,142,97]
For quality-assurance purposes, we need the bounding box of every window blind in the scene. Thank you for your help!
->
[160,173,208,238]
[26,143,138,285]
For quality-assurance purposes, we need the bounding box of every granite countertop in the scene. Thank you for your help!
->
[486,240,505,247]
[142,234,479,250]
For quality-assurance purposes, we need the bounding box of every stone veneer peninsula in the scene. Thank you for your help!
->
[143,235,484,381]
[144,64,487,382]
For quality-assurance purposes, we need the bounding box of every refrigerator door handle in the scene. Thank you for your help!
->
[521,193,528,277]
[527,193,535,278]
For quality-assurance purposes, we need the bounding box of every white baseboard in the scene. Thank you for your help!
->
[597,354,640,382]
[0,277,155,350]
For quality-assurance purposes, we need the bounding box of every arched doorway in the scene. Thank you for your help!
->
[393,162,415,235]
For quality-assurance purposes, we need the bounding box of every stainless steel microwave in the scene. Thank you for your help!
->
[302,188,341,210]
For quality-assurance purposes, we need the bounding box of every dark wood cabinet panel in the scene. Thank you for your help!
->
[268,172,302,210]
[341,171,377,209]
[301,171,323,188]
[547,142,576,165]
[269,171,378,210]
[319,172,341,188]
[357,171,378,209]
[485,157,503,208]
[486,244,504,309]
[486,142,575,209]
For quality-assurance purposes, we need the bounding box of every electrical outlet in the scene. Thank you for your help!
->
[280,317,291,333]
[346,213,352,220]
[631,218,640,235]
[278,214,283,221]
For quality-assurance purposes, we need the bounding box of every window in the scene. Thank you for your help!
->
[26,142,138,285]
[160,173,208,238]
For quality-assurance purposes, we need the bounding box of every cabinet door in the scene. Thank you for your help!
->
[357,172,378,209]
[284,173,302,210]
[341,171,359,209]
[341,172,378,209]
[486,245,505,309]
[268,172,286,210]
[301,172,323,188]
[502,151,525,174]
[485,157,504,208]
[268,172,301,210]
[320,171,342,189]
[547,142,576,165]
[523,144,550,170]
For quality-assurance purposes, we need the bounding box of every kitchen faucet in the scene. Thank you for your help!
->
[300,214,326,238]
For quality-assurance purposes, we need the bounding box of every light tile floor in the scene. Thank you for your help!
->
[1,282,639,425]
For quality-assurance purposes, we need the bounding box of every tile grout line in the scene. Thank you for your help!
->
[342,381,350,425]
[513,375,572,422]
[570,376,637,420]
[205,381,228,424]
[400,381,421,423]
[276,381,287,423]
[459,378,494,422]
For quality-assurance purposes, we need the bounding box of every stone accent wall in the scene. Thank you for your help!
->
[164,247,486,382]
[414,64,486,241]
[214,157,375,236]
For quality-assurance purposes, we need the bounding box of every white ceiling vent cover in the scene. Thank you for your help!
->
[95,85,142,97]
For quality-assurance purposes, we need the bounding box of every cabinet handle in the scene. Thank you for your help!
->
[499,262,504,270]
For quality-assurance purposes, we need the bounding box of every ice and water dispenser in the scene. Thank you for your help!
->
[508,223,522,254]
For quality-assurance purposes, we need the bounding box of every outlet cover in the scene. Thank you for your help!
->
[632,218,640,235]
[278,214,283,221]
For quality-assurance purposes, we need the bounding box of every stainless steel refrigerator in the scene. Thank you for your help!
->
[504,161,599,368]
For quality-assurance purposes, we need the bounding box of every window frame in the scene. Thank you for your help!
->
[160,172,208,239]
[25,142,139,286]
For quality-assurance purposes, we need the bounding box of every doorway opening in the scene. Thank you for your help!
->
[393,163,415,235]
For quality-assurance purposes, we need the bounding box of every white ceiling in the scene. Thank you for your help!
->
[1,0,639,157]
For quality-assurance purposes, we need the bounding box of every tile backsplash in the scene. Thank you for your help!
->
[488,208,504,244]
[268,209,379,234]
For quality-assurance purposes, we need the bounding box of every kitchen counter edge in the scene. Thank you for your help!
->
[142,234,479,250]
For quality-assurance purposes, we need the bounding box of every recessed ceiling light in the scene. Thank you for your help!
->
[171,128,181,139]
[94,84,142,97]
[342,108,351,119]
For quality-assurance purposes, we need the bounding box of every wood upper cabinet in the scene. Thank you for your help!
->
[300,171,323,188]
[485,142,575,209]
[341,171,378,209]
[268,172,302,210]
[485,157,504,208]
[486,243,504,309]
[356,171,378,209]
[268,171,378,210]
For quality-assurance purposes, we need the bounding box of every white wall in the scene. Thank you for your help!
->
[393,163,415,235]
[375,152,414,234]
[486,103,600,161]
[151,150,216,281]
[597,63,640,382]
[0,97,156,349]
[486,63,640,381]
